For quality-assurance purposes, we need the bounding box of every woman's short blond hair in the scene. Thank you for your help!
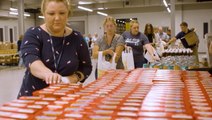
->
[19,35,23,40]
[129,20,139,28]
[103,16,117,27]
[41,0,72,17]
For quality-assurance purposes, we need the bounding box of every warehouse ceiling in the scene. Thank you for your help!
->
[0,0,212,18]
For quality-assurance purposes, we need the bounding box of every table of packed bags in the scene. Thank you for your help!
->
[0,68,212,120]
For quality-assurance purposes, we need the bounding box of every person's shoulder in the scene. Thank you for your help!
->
[175,31,184,39]
[139,32,145,35]
[67,29,83,39]
[177,31,184,36]
[114,34,123,40]
[178,31,184,34]
[72,30,81,36]
[122,31,131,39]
[98,34,104,39]
[96,35,104,42]
[67,30,87,44]
[25,26,43,36]
[122,31,130,35]
[139,32,146,37]
[115,33,121,37]
[27,26,42,32]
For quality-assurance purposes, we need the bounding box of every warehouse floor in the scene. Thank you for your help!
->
[0,60,97,106]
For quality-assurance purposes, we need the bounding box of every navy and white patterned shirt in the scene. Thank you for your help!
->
[18,26,92,98]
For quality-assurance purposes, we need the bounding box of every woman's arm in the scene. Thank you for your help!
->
[69,35,92,83]
[115,45,124,63]
[114,35,125,63]
[144,43,159,60]
[144,44,154,56]
[30,60,61,84]
[92,44,99,59]
[167,37,177,45]
[21,27,61,84]
[92,44,114,59]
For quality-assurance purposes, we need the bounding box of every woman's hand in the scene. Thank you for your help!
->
[44,72,62,84]
[103,49,114,56]
[29,60,62,84]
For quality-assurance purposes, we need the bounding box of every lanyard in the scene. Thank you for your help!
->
[46,26,66,73]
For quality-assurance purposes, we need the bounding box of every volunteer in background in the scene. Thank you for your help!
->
[156,26,169,43]
[92,16,125,69]
[144,23,158,45]
[168,22,199,63]
[17,35,24,67]
[122,20,159,68]
[18,0,92,98]
[144,23,166,56]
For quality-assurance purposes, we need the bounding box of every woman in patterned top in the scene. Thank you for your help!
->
[18,0,92,98]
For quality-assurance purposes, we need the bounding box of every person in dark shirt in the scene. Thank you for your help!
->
[17,35,23,52]
[144,23,155,44]
[87,34,93,48]
[18,0,92,98]
[122,20,159,68]
[168,22,199,63]
[17,35,24,67]
[144,23,166,56]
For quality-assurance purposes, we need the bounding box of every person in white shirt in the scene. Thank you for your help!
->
[156,26,169,43]
[92,33,98,42]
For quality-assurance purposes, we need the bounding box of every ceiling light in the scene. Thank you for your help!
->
[163,0,168,7]
[78,6,93,12]
[78,1,93,5]
[167,7,171,13]
[9,11,31,17]
[10,7,17,11]
[97,11,108,16]
[38,16,45,19]
[9,11,18,15]
[97,8,104,10]
[24,13,30,17]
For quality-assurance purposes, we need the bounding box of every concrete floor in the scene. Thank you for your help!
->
[0,67,23,106]
[0,60,97,106]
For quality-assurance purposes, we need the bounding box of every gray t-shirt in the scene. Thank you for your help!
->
[95,34,125,69]
[122,31,149,63]
[95,34,125,51]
